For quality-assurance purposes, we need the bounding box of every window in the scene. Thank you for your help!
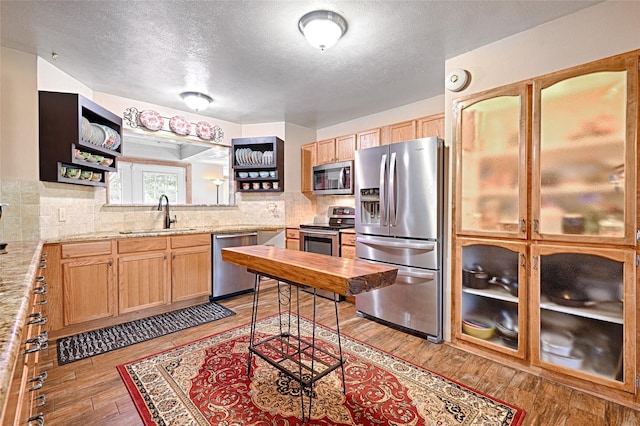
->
[108,159,190,204]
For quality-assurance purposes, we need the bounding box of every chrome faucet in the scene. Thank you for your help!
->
[157,194,177,229]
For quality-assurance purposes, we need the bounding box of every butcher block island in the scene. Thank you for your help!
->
[222,244,398,421]
[221,245,398,295]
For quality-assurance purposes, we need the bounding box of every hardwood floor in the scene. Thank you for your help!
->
[38,282,640,425]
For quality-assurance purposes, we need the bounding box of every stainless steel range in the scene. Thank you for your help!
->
[299,205,355,300]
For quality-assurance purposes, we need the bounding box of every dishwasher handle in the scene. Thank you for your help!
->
[214,232,258,239]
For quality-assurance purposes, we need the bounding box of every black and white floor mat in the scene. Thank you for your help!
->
[56,302,235,365]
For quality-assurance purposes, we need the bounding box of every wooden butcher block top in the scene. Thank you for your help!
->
[222,245,398,296]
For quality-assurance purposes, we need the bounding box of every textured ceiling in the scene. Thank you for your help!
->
[1,1,600,129]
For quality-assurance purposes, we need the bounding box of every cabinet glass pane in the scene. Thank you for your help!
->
[460,96,521,232]
[461,244,520,350]
[539,71,626,236]
[539,252,624,382]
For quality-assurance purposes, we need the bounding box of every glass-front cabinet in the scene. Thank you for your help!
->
[455,238,527,359]
[532,55,637,244]
[453,51,638,396]
[454,83,529,239]
[531,245,635,392]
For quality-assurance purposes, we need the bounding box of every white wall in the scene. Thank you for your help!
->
[37,57,93,99]
[1,47,38,180]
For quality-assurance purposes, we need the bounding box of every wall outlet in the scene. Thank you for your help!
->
[58,207,66,222]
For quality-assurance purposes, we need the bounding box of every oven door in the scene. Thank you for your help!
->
[299,228,340,257]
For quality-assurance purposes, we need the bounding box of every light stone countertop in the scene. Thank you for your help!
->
[0,240,44,414]
[0,226,284,413]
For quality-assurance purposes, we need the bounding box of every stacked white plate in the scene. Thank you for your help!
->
[235,148,273,166]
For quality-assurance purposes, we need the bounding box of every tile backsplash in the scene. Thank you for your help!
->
[0,179,353,242]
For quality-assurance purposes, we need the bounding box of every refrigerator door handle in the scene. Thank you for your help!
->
[389,151,397,226]
[356,236,435,251]
[379,154,387,226]
[397,270,435,281]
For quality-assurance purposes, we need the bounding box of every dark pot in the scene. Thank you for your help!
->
[463,269,489,289]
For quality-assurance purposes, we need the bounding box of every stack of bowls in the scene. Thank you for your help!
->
[540,329,584,369]
[462,318,495,340]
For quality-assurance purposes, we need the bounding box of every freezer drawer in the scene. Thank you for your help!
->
[211,232,257,299]
[356,262,442,342]
[356,235,440,270]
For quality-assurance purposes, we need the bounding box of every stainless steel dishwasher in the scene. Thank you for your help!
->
[211,232,258,300]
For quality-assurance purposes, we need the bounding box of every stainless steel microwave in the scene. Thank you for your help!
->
[312,161,353,195]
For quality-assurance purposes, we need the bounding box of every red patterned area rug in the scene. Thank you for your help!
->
[118,315,525,425]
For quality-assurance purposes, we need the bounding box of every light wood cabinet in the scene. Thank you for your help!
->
[301,142,316,193]
[530,244,635,393]
[286,228,300,251]
[171,234,211,302]
[316,138,336,165]
[452,51,638,397]
[62,257,115,325]
[316,136,356,165]
[454,83,529,239]
[357,128,381,150]
[335,134,356,161]
[47,234,213,337]
[340,231,356,259]
[417,113,444,139]
[382,120,416,145]
[59,240,116,326]
[454,238,527,360]
[118,237,169,314]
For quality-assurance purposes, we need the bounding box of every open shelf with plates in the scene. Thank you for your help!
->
[232,136,284,192]
[39,91,122,187]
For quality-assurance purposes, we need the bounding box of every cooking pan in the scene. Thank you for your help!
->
[550,289,622,307]
[489,276,518,297]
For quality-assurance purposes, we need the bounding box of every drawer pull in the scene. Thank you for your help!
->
[27,412,44,426]
[39,263,47,269]
[24,340,45,355]
[35,276,45,282]
[28,372,48,391]
[34,286,48,295]
[34,393,46,408]
[27,312,48,326]
[36,298,48,306]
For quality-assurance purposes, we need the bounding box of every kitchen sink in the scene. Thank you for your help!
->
[119,228,198,234]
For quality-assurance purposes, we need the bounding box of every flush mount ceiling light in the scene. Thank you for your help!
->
[298,10,348,50]
[180,91,213,111]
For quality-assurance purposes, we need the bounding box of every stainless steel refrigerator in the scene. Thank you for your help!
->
[355,137,446,343]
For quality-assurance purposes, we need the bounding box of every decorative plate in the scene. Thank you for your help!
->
[169,115,192,136]
[81,116,92,142]
[195,121,215,140]
[138,110,165,131]
[101,125,121,150]
[89,123,106,145]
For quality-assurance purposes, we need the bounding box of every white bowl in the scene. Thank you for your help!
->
[238,172,248,178]
[259,171,269,178]
[540,330,573,356]
[249,172,259,178]
[541,348,584,369]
